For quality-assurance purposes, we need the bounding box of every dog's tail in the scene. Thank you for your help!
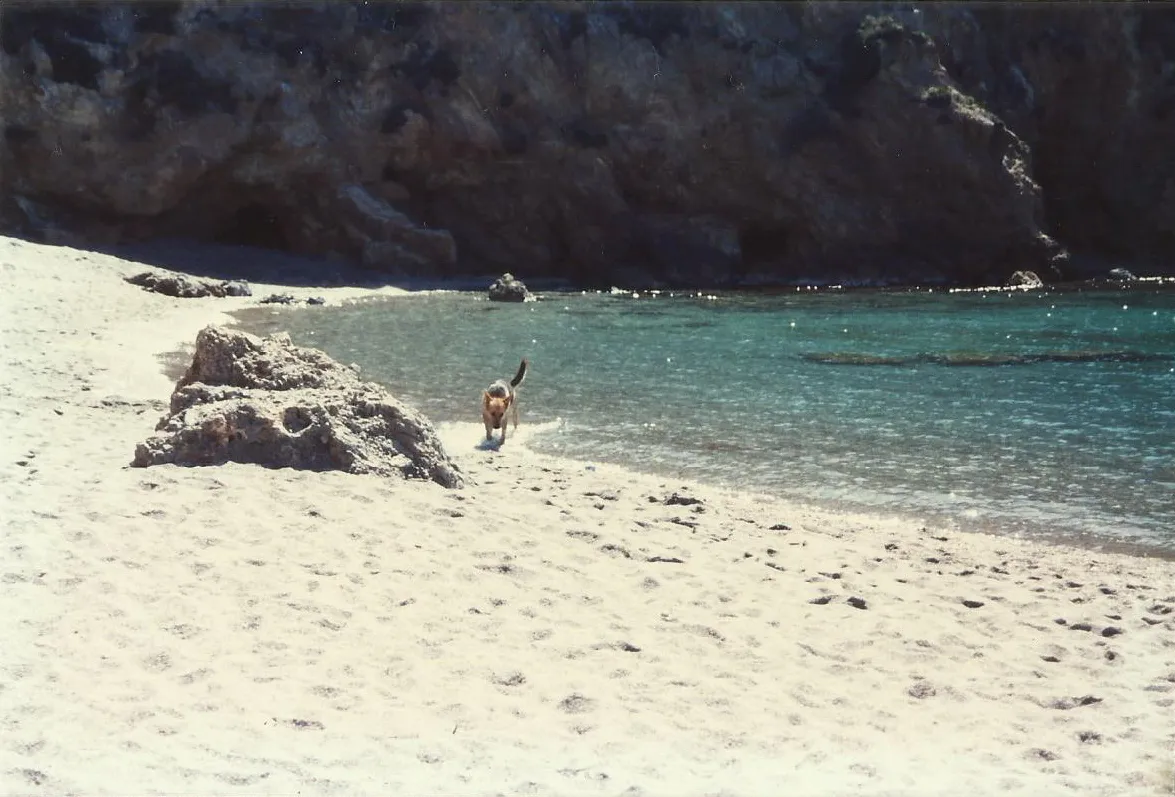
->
[511,358,528,388]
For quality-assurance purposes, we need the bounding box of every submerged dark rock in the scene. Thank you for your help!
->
[2,3,1173,285]
[801,350,1174,367]
[133,326,464,488]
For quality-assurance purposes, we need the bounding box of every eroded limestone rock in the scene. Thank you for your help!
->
[126,270,252,298]
[133,326,464,488]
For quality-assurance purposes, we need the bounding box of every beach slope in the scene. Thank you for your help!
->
[1,237,1172,796]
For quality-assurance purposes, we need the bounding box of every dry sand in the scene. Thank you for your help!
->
[1,236,1173,796]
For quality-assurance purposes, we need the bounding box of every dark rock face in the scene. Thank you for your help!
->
[133,326,464,488]
[487,272,533,302]
[930,5,1175,269]
[2,3,1173,287]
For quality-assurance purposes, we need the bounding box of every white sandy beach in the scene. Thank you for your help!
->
[1,235,1173,797]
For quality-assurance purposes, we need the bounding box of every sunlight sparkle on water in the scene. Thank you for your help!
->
[258,286,1175,553]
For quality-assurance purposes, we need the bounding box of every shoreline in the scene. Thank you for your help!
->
[225,281,1175,564]
[100,236,1175,296]
[2,236,1173,796]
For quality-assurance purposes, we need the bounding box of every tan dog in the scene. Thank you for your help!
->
[482,359,528,445]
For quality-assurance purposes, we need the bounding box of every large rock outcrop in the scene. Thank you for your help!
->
[133,326,464,488]
[2,3,1172,286]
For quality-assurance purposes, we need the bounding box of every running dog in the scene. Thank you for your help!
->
[482,358,528,446]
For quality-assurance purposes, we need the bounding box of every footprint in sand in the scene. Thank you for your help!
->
[490,671,526,687]
[558,693,595,714]
[907,681,937,699]
[165,623,202,640]
[18,770,48,787]
[142,652,173,673]
[273,718,324,731]
[1039,643,1067,663]
[178,668,212,685]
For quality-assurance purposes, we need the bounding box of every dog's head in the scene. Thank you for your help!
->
[483,391,512,429]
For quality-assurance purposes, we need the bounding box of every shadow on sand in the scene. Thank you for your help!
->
[86,237,515,291]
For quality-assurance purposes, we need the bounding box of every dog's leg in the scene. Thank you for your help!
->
[483,391,495,440]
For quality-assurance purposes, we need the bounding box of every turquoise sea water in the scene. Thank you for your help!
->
[240,285,1175,554]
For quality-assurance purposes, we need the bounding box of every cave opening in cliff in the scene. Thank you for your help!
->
[213,203,291,251]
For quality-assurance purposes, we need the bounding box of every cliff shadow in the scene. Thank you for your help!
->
[92,237,460,290]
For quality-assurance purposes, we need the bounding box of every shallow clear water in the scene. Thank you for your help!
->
[239,286,1175,553]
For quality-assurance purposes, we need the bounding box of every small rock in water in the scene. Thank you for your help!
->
[961,599,985,609]
[487,272,534,302]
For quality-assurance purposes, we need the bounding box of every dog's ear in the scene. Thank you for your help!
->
[503,394,512,407]
[483,391,493,408]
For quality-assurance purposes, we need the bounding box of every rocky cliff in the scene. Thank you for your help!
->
[2,1,1172,287]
